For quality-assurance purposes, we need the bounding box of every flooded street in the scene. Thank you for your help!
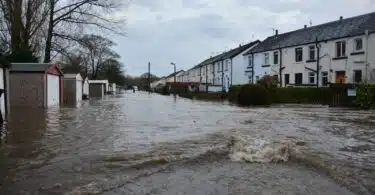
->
[0,92,374,194]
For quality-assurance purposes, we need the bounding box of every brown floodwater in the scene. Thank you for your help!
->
[0,92,374,194]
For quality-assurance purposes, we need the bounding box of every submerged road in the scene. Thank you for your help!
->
[0,91,374,194]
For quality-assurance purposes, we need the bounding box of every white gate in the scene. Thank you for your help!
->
[47,74,60,107]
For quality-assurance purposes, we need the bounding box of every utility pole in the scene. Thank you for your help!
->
[148,62,151,92]
[171,62,176,83]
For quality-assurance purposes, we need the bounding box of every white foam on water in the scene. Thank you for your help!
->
[228,134,299,163]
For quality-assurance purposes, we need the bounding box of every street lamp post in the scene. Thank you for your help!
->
[170,62,176,83]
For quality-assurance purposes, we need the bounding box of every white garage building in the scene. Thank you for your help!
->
[62,73,83,104]
[9,63,63,108]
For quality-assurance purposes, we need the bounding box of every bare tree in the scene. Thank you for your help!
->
[0,0,49,54]
[44,0,127,63]
[79,34,119,79]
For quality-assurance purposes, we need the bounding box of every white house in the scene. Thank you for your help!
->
[62,73,83,104]
[197,41,260,91]
[246,12,375,87]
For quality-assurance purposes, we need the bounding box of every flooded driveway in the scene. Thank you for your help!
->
[0,92,374,194]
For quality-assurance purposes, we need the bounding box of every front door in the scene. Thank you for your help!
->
[335,71,346,84]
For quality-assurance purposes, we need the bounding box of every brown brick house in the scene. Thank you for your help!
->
[9,63,64,108]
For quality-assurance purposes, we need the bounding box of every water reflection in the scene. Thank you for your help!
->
[0,93,374,194]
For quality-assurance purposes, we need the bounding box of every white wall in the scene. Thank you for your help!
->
[76,80,82,102]
[281,33,375,86]
[83,79,89,95]
[230,44,259,85]
[253,51,278,83]
[47,74,60,107]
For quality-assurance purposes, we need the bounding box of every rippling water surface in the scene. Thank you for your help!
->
[0,91,374,194]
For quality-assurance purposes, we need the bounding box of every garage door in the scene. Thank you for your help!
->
[47,74,60,107]
[76,80,82,102]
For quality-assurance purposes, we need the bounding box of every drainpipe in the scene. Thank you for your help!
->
[315,38,321,88]
[365,29,369,83]
[278,47,283,87]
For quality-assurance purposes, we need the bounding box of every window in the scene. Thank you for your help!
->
[322,72,328,86]
[284,74,290,85]
[354,70,362,83]
[217,63,220,72]
[354,38,363,51]
[295,73,303,85]
[295,47,303,62]
[273,51,279,64]
[248,55,253,67]
[336,41,346,57]
[264,53,269,64]
[309,72,315,84]
[256,76,260,81]
[273,74,278,81]
[308,45,315,60]
[248,75,253,84]
[225,60,229,70]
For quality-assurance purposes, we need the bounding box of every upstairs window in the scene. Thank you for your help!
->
[248,55,253,68]
[295,47,303,62]
[336,41,346,57]
[264,53,269,64]
[273,51,279,64]
[308,45,315,60]
[354,38,363,51]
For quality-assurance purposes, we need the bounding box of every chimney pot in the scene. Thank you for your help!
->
[340,16,343,20]
[275,29,278,35]
[304,25,307,28]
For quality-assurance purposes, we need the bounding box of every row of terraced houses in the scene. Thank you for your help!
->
[152,12,375,92]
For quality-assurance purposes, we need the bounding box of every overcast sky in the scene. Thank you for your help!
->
[113,0,375,77]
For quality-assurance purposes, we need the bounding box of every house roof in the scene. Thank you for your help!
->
[246,12,375,54]
[165,70,184,78]
[10,63,63,75]
[221,40,260,59]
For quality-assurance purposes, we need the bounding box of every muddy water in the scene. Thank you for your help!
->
[0,92,374,194]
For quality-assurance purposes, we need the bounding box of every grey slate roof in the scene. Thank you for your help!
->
[10,63,54,72]
[221,40,260,59]
[246,12,375,54]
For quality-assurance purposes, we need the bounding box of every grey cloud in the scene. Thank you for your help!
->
[116,0,375,76]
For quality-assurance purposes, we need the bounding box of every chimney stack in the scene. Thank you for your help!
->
[304,24,307,29]
[339,16,343,20]
[275,29,278,35]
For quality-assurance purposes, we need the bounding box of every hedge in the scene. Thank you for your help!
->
[179,92,226,101]
[237,84,271,106]
[228,84,331,106]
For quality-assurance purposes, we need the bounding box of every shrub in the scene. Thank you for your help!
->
[237,84,271,106]
[257,75,279,89]
[355,84,375,109]
[228,85,244,102]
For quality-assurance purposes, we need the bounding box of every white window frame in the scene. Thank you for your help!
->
[308,45,315,60]
[248,55,253,67]
[295,47,303,62]
[336,41,346,57]
[264,53,269,65]
[273,51,279,64]
[321,72,328,86]
[354,38,363,51]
